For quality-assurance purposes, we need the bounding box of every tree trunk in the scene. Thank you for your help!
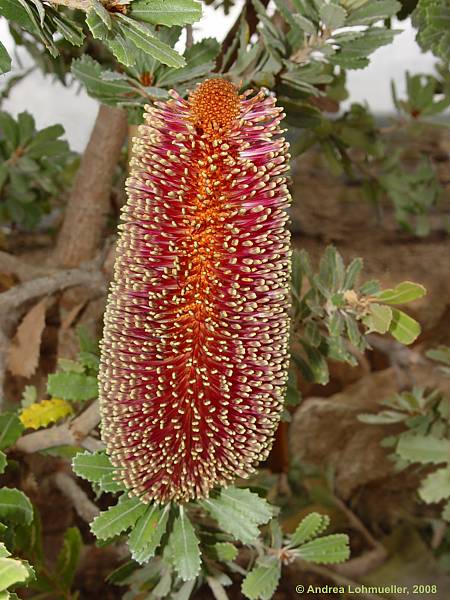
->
[53,104,128,267]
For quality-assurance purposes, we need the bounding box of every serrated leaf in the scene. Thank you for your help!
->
[19,398,73,430]
[71,56,135,106]
[130,0,201,26]
[21,385,37,408]
[358,410,408,425]
[320,3,347,28]
[346,0,400,25]
[0,557,31,591]
[397,434,450,465]
[128,504,170,564]
[201,488,273,544]
[241,558,281,600]
[376,282,426,305]
[442,499,450,522]
[47,372,98,402]
[290,513,330,547]
[91,496,146,540]
[86,9,109,40]
[300,342,329,385]
[389,308,421,345]
[49,9,85,46]
[296,534,350,564]
[362,303,392,334]
[0,40,11,75]
[292,13,317,34]
[0,413,24,450]
[419,467,450,504]
[116,15,185,68]
[0,488,33,525]
[56,527,82,589]
[72,450,116,484]
[213,542,238,562]
[0,452,6,475]
[168,506,201,581]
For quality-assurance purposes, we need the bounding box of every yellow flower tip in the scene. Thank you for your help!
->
[189,78,240,134]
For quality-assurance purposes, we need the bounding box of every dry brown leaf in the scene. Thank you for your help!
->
[7,297,48,378]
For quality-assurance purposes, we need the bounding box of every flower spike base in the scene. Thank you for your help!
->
[99,79,292,503]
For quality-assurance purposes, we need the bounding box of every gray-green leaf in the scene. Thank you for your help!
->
[241,558,281,600]
[201,488,273,544]
[128,504,170,564]
[296,534,350,564]
[0,488,33,525]
[90,495,146,540]
[130,0,201,26]
[168,506,201,581]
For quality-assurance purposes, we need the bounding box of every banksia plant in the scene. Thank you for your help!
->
[99,78,292,504]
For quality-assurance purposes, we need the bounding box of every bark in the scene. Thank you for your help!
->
[53,104,127,267]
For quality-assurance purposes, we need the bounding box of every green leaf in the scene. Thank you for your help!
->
[71,56,136,107]
[49,9,85,46]
[389,308,421,345]
[413,0,450,61]
[201,488,273,544]
[56,527,82,589]
[0,413,24,450]
[72,451,116,484]
[290,513,330,547]
[343,257,363,290]
[442,500,450,522]
[213,542,238,562]
[116,15,185,68]
[168,506,201,581]
[241,557,281,600]
[397,434,450,465]
[90,495,146,540]
[0,40,11,75]
[296,534,350,564]
[346,0,400,25]
[362,303,392,334]
[320,3,347,28]
[0,488,33,525]
[0,557,31,591]
[0,452,6,475]
[376,282,426,305]
[300,342,329,385]
[130,0,201,26]
[358,410,408,425]
[292,13,317,34]
[86,9,109,40]
[419,467,450,504]
[47,372,98,402]
[128,503,170,564]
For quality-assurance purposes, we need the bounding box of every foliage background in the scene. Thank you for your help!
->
[0,0,450,599]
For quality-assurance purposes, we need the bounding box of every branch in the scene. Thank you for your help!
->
[0,264,105,314]
[0,251,55,282]
[52,471,100,522]
[14,400,100,453]
[53,104,127,267]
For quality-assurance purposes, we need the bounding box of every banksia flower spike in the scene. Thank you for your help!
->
[99,79,292,504]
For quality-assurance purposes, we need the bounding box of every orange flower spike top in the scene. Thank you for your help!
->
[99,78,292,504]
